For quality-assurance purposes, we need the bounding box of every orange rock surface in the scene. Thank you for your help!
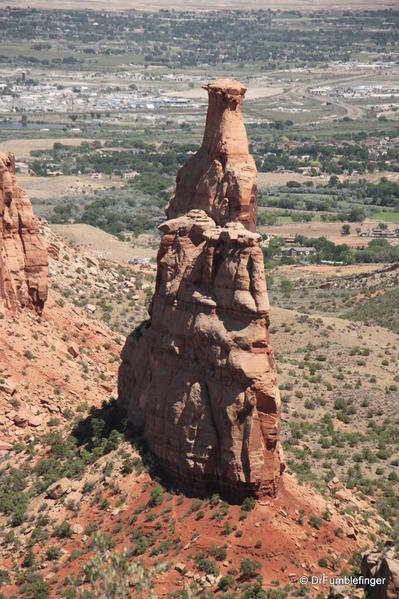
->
[119,80,283,500]
[0,151,48,314]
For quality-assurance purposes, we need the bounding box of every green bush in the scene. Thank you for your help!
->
[241,497,256,512]
[46,546,61,561]
[240,558,261,579]
[55,520,73,539]
[195,553,219,576]
[218,574,235,590]
[149,484,164,507]
[211,546,227,561]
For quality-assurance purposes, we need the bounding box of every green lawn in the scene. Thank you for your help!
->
[372,211,399,223]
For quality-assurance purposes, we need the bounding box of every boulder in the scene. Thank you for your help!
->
[12,410,42,428]
[72,523,83,535]
[0,379,16,395]
[67,344,79,358]
[13,412,28,427]
[328,585,364,598]
[46,477,71,500]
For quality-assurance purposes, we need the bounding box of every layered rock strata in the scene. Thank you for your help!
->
[119,80,283,499]
[0,152,48,314]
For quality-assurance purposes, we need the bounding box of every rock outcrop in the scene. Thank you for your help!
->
[0,151,48,314]
[361,545,399,599]
[119,80,283,500]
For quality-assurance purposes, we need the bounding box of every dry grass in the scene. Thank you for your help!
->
[18,174,123,199]
[258,171,399,189]
[0,138,92,161]
[277,262,383,276]
[258,219,372,244]
[50,223,157,262]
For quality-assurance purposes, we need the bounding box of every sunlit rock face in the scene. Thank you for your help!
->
[119,81,283,500]
[166,80,258,233]
[0,152,48,314]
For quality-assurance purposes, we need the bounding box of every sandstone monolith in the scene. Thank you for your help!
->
[119,80,283,499]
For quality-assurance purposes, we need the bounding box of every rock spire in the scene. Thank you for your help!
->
[119,80,283,499]
[166,79,258,233]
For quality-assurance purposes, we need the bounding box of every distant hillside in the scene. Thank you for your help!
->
[345,286,399,332]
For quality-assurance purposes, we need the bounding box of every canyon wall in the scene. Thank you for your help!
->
[0,152,48,314]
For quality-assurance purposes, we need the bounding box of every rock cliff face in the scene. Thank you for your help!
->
[0,151,48,314]
[119,80,283,499]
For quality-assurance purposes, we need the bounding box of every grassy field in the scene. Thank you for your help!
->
[372,211,399,223]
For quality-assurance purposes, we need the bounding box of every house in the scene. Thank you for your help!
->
[283,235,296,244]
[123,170,140,180]
[281,246,316,258]
[361,226,399,238]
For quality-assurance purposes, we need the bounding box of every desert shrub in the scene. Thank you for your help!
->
[240,558,261,579]
[19,574,50,599]
[46,546,61,561]
[55,520,73,539]
[149,484,164,507]
[81,532,165,598]
[218,574,235,590]
[241,497,256,512]
[195,553,219,576]
[121,456,133,474]
[309,515,323,530]
[0,468,28,526]
[211,546,227,561]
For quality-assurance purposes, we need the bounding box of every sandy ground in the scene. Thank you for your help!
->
[258,171,399,188]
[51,223,157,262]
[18,174,122,199]
[5,0,396,10]
[0,138,91,162]
[166,86,284,101]
[258,219,375,245]
[278,262,383,275]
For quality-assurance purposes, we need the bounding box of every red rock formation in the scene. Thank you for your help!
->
[166,80,258,233]
[119,81,283,499]
[0,151,48,314]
